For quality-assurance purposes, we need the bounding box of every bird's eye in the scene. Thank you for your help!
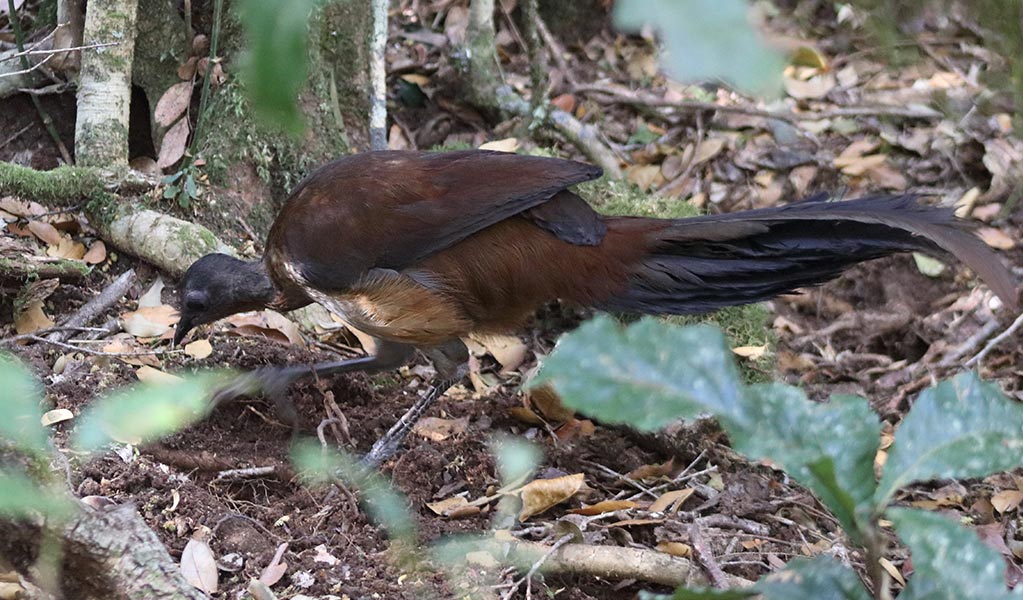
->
[185,298,206,312]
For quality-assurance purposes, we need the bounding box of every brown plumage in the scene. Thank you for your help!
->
[175,150,1017,351]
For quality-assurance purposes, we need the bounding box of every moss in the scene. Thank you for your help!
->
[0,162,107,203]
[0,257,92,280]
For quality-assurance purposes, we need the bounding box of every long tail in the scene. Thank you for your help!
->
[601,194,1019,315]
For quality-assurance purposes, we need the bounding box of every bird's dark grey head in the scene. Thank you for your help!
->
[174,253,276,345]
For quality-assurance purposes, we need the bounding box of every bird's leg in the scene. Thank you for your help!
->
[361,338,469,467]
[211,340,415,424]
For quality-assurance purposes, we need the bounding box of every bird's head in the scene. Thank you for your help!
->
[174,253,276,345]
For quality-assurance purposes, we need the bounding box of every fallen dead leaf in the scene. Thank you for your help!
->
[180,538,218,594]
[568,500,639,515]
[783,71,836,99]
[977,227,1015,250]
[121,305,179,338]
[479,138,519,153]
[732,345,767,360]
[656,541,692,558]
[626,164,663,191]
[103,337,162,367]
[426,495,481,518]
[27,220,62,245]
[46,237,86,260]
[878,556,906,587]
[227,310,304,346]
[627,457,676,481]
[648,488,695,513]
[138,277,166,308]
[413,416,468,441]
[525,384,574,422]
[15,301,54,334]
[41,408,74,427]
[184,339,213,359]
[467,333,528,372]
[992,490,1023,514]
[157,117,190,170]
[518,473,585,521]
[82,240,107,264]
[136,365,182,385]
[259,543,289,587]
[154,82,194,127]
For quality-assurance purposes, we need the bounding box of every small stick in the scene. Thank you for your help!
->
[48,269,136,343]
[214,466,276,481]
[501,534,575,600]
[690,521,729,588]
[966,311,1023,367]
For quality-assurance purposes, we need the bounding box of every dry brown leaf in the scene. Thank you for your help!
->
[865,163,908,191]
[468,333,528,372]
[46,237,86,260]
[413,416,468,441]
[692,137,725,165]
[656,541,692,558]
[977,227,1015,250]
[878,556,906,586]
[136,366,182,385]
[991,490,1023,514]
[426,496,481,518]
[554,418,596,441]
[444,5,469,45]
[518,473,585,521]
[41,408,74,427]
[157,117,190,170]
[479,138,519,153]
[783,72,836,99]
[180,538,218,594]
[15,301,54,334]
[626,164,663,191]
[526,384,574,422]
[27,220,62,245]
[259,543,289,587]
[834,153,887,176]
[627,457,676,480]
[568,500,639,515]
[82,240,107,264]
[121,305,179,338]
[0,196,45,217]
[155,82,194,127]
[138,277,166,308]
[177,56,198,80]
[184,339,213,359]
[103,337,162,367]
[648,488,695,513]
[551,93,576,113]
[507,406,546,425]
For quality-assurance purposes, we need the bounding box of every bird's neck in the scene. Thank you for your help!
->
[234,259,278,311]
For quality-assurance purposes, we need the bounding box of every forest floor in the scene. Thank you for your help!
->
[2,1,1023,599]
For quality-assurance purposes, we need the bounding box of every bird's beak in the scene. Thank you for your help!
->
[173,314,193,347]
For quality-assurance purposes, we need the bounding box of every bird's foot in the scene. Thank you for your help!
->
[209,366,303,425]
[360,377,457,468]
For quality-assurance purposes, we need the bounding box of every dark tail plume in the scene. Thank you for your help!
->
[602,194,1018,315]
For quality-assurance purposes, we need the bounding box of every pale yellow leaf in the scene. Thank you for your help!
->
[977,227,1015,250]
[138,277,165,308]
[46,237,86,260]
[479,138,520,153]
[992,490,1023,514]
[180,538,218,594]
[15,301,54,334]
[656,541,692,557]
[568,500,639,515]
[648,488,695,513]
[413,416,468,441]
[121,305,179,338]
[83,240,107,264]
[518,473,585,521]
[184,339,213,359]
[878,556,906,586]
[136,365,182,385]
[27,220,62,245]
[41,408,74,427]
[732,345,767,360]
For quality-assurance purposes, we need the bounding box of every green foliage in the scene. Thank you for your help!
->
[292,440,416,541]
[0,469,73,521]
[161,165,202,209]
[875,374,1023,505]
[539,317,1023,597]
[238,0,323,135]
[613,0,784,96]
[73,373,230,451]
[0,355,48,456]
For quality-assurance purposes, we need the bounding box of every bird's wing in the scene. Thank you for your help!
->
[269,150,603,290]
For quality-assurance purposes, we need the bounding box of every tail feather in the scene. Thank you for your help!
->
[602,194,1018,315]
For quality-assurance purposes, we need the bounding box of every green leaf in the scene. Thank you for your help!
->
[0,353,49,454]
[0,468,73,521]
[889,508,1016,600]
[184,173,199,199]
[736,387,879,542]
[613,0,785,96]
[491,435,540,487]
[876,372,1023,506]
[534,316,745,431]
[292,440,415,541]
[755,556,871,600]
[639,588,755,599]
[74,374,228,451]
[239,0,321,135]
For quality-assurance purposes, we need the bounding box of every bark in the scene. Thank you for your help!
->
[369,0,388,150]
[0,503,206,600]
[75,0,140,167]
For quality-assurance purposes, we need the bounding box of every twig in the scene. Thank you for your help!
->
[522,0,546,119]
[214,466,276,481]
[23,335,178,357]
[0,40,118,64]
[0,121,32,150]
[0,53,54,79]
[966,311,1023,367]
[690,521,729,588]
[0,325,112,346]
[47,269,135,343]
[938,317,1001,367]
[501,534,575,600]
[658,110,705,197]
[533,13,576,87]
[6,0,72,164]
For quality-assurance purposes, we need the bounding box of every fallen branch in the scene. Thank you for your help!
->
[0,503,206,600]
[464,0,622,177]
[496,538,754,588]
[46,269,136,343]
[966,311,1023,367]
